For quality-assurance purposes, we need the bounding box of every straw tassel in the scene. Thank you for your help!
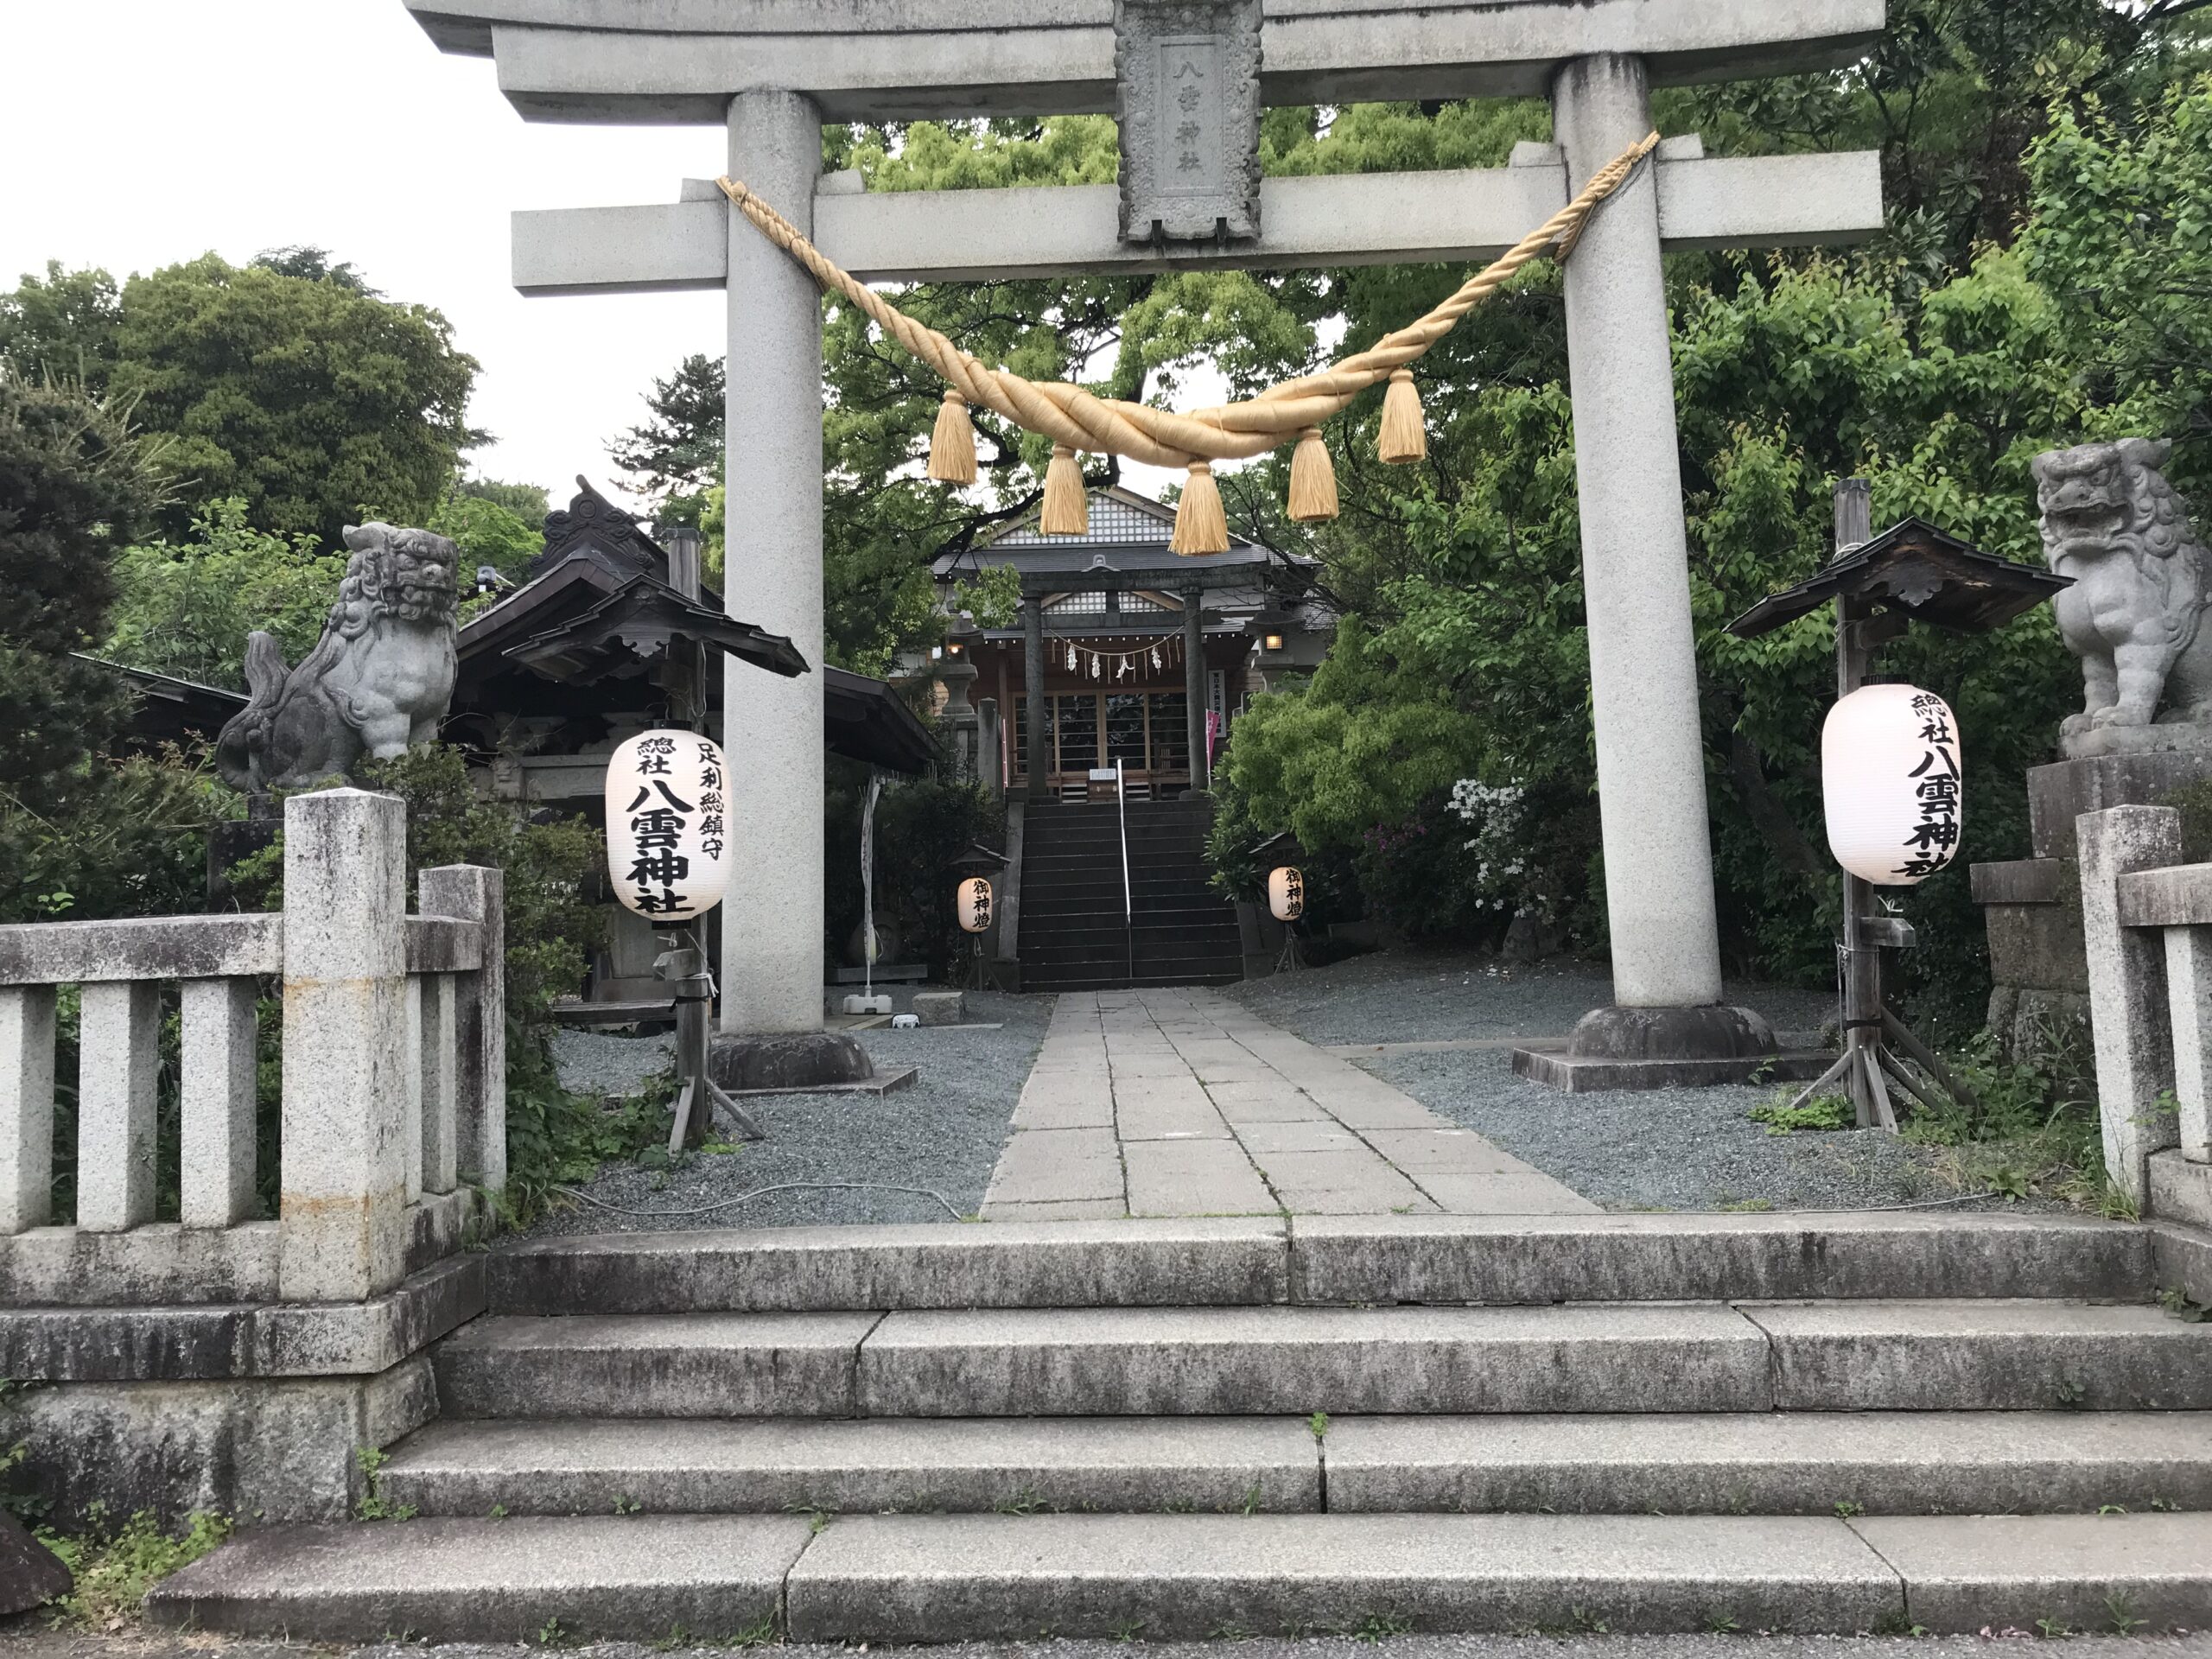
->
[1039,443,1089,536]
[928,390,977,485]
[1378,369,1427,465]
[1171,461,1230,556]
[1287,427,1339,523]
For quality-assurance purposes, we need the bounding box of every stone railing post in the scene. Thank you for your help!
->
[279,788,410,1302]
[421,865,505,1197]
[978,697,1003,800]
[2079,804,2183,1206]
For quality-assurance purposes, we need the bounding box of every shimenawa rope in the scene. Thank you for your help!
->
[717,130,1661,553]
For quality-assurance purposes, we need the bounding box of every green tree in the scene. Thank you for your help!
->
[610,353,724,525]
[0,263,123,385]
[101,499,346,690]
[429,485,544,585]
[0,372,215,925]
[1,254,482,549]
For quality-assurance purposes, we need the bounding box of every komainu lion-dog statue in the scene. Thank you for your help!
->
[216,523,460,791]
[2035,437,2212,758]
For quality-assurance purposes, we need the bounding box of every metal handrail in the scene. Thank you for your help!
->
[1117,759,1134,981]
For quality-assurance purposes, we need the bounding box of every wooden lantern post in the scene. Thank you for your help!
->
[1727,482,2071,1129]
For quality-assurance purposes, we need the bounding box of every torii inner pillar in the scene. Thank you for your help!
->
[409,0,1886,1076]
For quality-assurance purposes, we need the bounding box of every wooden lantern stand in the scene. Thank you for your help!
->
[1729,481,2069,1130]
[658,931,766,1154]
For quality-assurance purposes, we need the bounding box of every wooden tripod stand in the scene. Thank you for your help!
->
[659,932,766,1154]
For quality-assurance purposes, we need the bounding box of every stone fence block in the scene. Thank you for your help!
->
[421,865,505,1196]
[0,914,282,987]
[279,789,411,1304]
[2079,805,2185,1206]
[404,918,485,976]
[2120,864,2212,929]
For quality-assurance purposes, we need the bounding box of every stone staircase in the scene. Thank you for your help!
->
[151,1213,2212,1644]
[1019,800,1243,991]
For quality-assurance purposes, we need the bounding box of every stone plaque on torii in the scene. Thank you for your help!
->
[406,0,1886,1078]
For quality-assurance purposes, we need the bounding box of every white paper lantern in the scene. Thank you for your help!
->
[1268,865,1306,922]
[605,730,733,919]
[1822,684,1963,887]
[957,876,995,934]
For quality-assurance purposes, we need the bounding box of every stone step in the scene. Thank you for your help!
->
[434,1312,880,1420]
[146,1510,2212,1642]
[382,1416,1321,1516]
[146,1515,807,1644]
[379,1411,2212,1520]
[1322,1411,2212,1516]
[482,1214,2149,1317]
[486,1218,1289,1316]
[430,1301,2212,1419]
[854,1301,2212,1417]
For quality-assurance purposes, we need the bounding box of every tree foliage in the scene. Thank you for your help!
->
[103,498,346,690]
[0,372,216,925]
[0,253,481,550]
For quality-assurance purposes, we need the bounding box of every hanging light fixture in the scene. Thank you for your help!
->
[1268,866,1306,921]
[1822,683,1963,886]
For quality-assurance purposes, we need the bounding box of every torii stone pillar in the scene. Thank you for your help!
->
[723,91,828,1035]
[1554,55,1724,1012]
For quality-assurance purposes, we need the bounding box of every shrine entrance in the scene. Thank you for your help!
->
[418,0,1886,1076]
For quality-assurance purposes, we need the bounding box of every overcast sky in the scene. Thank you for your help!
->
[2,2,744,514]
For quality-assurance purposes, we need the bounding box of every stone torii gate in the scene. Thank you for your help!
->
[408,0,1885,1074]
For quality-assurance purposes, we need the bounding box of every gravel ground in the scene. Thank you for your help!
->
[1369,1046,1949,1212]
[532,990,1048,1235]
[1225,950,1838,1046]
[1226,949,1945,1212]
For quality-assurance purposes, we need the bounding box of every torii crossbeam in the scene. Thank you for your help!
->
[410,0,1887,1080]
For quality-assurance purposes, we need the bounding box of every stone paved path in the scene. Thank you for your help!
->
[980,988,1599,1220]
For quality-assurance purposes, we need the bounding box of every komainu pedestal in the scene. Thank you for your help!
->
[1977,440,2212,1057]
[1975,752,2212,1057]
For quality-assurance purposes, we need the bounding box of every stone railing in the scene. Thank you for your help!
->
[0,788,504,1307]
[2078,804,2212,1225]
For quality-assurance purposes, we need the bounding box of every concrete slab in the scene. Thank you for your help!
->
[385,1415,1323,1517]
[1323,1411,2212,1516]
[1410,1171,1606,1215]
[1207,1084,1330,1124]
[783,1512,1900,1641]
[1123,1139,1278,1218]
[982,1127,1124,1207]
[1744,1297,2212,1410]
[1362,1127,1535,1173]
[855,1304,1772,1416]
[1852,1512,2212,1633]
[147,1515,810,1643]
[978,1198,1132,1222]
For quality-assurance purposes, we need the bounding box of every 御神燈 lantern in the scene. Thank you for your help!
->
[1268,865,1306,921]
[957,876,994,934]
